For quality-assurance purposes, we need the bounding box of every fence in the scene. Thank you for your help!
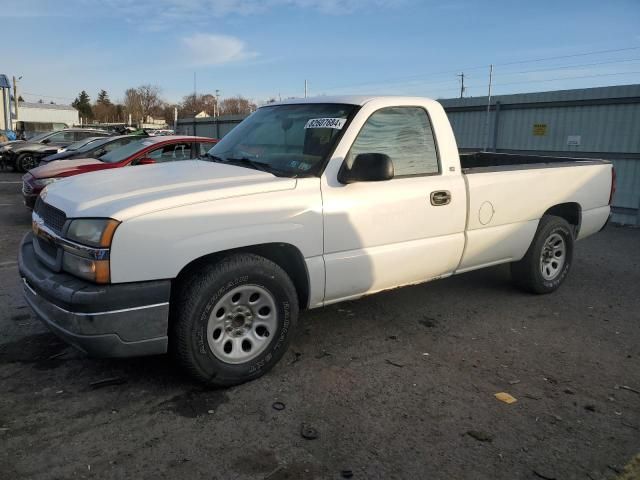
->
[176,114,246,139]
[176,86,640,225]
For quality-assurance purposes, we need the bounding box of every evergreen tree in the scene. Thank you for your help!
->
[96,89,112,106]
[72,90,93,119]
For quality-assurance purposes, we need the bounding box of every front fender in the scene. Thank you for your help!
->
[108,180,323,283]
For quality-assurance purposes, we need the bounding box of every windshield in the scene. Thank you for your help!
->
[206,103,357,177]
[78,136,123,152]
[100,138,155,163]
[66,137,103,151]
[29,131,56,143]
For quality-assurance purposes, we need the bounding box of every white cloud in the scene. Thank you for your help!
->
[182,33,257,66]
[9,0,406,30]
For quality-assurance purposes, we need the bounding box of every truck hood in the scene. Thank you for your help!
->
[30,157,108,178]
[41,160,297,220]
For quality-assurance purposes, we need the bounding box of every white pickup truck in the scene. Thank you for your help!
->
[19,96,615,386]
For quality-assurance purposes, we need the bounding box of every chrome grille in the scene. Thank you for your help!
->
[34,198,67,234]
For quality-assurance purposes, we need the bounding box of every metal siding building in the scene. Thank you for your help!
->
[176,114,247,139]
[179,86,640,225]
[16,102,79,126]
[440,84,640,225]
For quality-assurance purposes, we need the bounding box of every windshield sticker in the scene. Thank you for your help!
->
[304,118,347,129]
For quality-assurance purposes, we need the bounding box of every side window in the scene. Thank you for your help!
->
[346,107,439,177]
[196,142,217,157]
[147,143,192,162]
[47,131,75,143]
[74,132,92,141]
[102,139,129,154]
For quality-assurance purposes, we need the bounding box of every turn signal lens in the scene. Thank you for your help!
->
[62,253,110,284]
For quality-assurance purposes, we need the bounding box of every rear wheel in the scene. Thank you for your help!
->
[16,153,38,173]
[172,254,299,386]
[511,215,574,294]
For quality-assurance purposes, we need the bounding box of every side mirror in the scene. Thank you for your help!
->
[137,157,156,165]
[338,153,394,184]
[41,138,50,144]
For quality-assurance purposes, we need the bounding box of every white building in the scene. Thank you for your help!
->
[14,101,79,127]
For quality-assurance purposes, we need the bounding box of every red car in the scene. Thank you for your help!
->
[22,136,217,208]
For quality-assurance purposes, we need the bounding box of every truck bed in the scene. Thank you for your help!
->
[460,152,610,173]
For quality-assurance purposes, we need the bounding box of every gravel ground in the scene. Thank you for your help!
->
[0,170,638,480]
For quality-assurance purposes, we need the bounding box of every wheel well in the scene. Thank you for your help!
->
[543,202,581,236]
[173,243,310,310]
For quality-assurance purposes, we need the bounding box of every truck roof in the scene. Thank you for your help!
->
[266,95,439,107]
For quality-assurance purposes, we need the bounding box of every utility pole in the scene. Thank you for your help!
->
[215,89,220,118]
[484,64,494,152]
[304,79,308,98]
[457,72,465,98]
[12,76,19,122]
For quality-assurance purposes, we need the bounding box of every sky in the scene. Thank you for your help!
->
[1,0,639,106]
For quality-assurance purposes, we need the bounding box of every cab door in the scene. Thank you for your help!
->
[321,105,466,304]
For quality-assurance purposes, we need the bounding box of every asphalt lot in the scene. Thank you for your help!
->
[0,170,638,480]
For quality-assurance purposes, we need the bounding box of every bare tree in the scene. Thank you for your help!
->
[219,96,257,115]
[122,85,164,124]
[161,103,179,126]
[137,84,163,120]
[180,93,218,117]
[123,88,142,123]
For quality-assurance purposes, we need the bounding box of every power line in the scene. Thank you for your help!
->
[330,58,640,97]
[492,58,640,77]
[318,46,640,93]
[492,70,640,88]
[494,46,640,67]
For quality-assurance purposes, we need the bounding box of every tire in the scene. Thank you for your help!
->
[16,153,38,173]
[511,215,574,294]
[171,253,299,386]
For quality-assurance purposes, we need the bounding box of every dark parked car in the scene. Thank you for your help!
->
[22,136,218,208]
[40,135,145,164]
[0,128,112,172]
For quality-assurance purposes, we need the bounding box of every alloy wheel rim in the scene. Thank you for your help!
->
[22,155,37,170]
[540,232,566,281]
[206,284,278,364]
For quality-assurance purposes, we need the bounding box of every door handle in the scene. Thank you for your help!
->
[430,190,451,206]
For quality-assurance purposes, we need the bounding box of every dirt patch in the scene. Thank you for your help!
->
[159,389,229,418]
[0,333,68,370]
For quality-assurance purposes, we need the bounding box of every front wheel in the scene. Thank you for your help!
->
[16,153,38,173]
[172,254,299,386]
[511,215,574,294]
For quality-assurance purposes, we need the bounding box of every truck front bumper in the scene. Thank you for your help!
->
[19,233,171,357]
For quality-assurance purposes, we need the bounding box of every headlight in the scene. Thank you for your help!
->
[62,218,120,283]
[66,218,120,248]
[33,177,60,187]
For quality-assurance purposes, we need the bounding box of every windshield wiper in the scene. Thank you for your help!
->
[202,153,289,177]
[201,152,225,162]
[224,157,272,173]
